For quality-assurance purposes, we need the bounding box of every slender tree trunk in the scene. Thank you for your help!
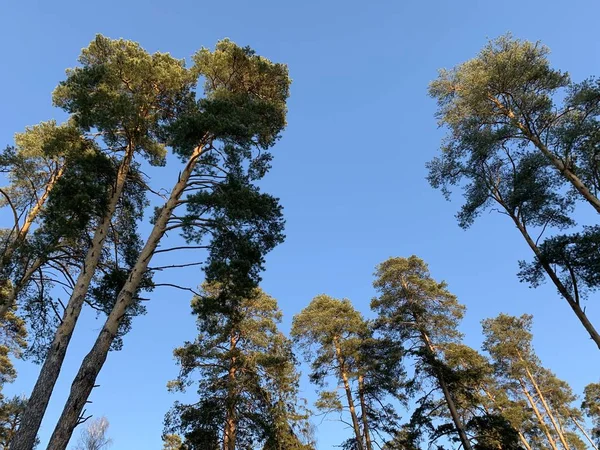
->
[421,332,473,450]
[46,144,206,450]
[507,211,600,350]
[357,375,373,450]
[572,416,598,450]
[223,332,238,450]
[518,379,559,450]
[0,163,65,272]
[482,388,533,450]
[519,359,571,450]
[0,255,44,319]
[9,148,134,450]
[333,337,364,450]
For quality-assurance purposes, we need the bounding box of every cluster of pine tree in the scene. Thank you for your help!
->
[0,29,599,450]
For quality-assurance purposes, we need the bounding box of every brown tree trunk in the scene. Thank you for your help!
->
[333,337,364,450]
[9,148,134,450]
[0,163,65,271]
[357,375,373,450]
[223,332,238,450]
[519,379,559,450]
[506,210,600,350]
[0,164,65,316]
[46,144,206,450]
[421,332,473,450]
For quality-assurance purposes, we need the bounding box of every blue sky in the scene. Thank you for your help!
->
[2,0,600,448]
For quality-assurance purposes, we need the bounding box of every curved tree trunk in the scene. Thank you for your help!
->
[46,144,206,450]
[9,148,134,450]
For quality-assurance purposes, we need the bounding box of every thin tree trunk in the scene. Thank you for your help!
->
[518,378,559,450]
[0,163,65,272]
[0,255,44,319]
[0,164,65,315]
[421,332,474,450]
[47,143,207,450]
[519,358,570,450]
[482,387,533,450]
[333,337,364,450]
[572,416,598,450]
[507,211,600,350]
[223,332,238,450]
[357,375,373,450]
[9,148,134,450]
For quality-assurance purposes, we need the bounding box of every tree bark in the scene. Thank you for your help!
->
[421,332,474,450]
[46,144,206,450]
[518,379,559,450]
[9,148,134,450]
[357,375,373,450]
[333,337,364,450]
[507,211,600,350]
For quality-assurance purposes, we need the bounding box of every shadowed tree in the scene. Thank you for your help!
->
[582,382,600,447]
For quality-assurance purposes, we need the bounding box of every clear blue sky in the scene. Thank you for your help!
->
[2,0,600,448]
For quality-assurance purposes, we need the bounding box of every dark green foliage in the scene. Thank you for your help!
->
[166,284,312,450]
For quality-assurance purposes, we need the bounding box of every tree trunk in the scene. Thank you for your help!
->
[46,144,206,450]
[518,379,559,450]
[0,164,65,316]
[482,388,532,450]
[9,148,134,450]
[519,359,570,450]
[223,332,238,450]
[0,163,65,272]
[357,375,373,450]
[572,416,598,450]
[421,332,473,450]
[507,211,600,350]
[333,337,364,450]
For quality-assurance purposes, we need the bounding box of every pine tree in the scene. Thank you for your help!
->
[371,256,473,450]
[166,283,312,450]
[428,34,600,349]
[46,38,289,449]
[482,314,588,450]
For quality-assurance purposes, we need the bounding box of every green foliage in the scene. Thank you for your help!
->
[166,283,312,450]
[53,34,195,164]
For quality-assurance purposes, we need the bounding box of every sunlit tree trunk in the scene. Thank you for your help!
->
[10,147,134,450]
